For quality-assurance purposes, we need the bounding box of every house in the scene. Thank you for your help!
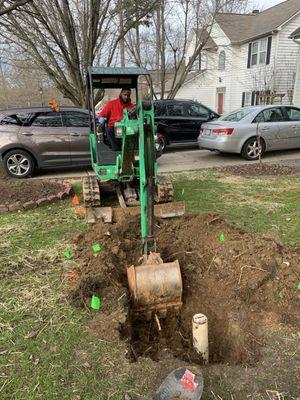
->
[290,27,300,104]
[175,0,300,114]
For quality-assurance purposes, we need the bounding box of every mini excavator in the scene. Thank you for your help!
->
[85,67,185,319]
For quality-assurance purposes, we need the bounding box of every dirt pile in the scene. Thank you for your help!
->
[70,213,300,366]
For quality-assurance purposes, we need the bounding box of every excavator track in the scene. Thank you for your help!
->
[83,176,101,207]
[156,176,174,203]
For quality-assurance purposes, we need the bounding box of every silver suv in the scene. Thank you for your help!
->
[0,107,91,178]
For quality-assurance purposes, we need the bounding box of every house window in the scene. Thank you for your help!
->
[244,92,252,106]
[242,91,257,107]
[250,37,268,66]
[218,50,226,70]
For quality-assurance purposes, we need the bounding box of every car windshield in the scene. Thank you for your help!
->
[218,108,253,122]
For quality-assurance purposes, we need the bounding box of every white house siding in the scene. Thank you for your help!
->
[178,23,234,113]
[293,46,300,105]
[230,35,278,110]
[275,12,300,104]
[175,73,215,107]
[230,13,300,108]
[176,11,300,113]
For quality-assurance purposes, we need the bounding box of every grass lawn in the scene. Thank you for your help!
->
[0,170,299,399]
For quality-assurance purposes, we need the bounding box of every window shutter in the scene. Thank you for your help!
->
[242,92,245,107]
[251,91,256,106]
[247,43,252,68]
[266,36,272,65]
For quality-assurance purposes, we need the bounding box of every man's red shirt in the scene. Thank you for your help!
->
[99,96,134,127]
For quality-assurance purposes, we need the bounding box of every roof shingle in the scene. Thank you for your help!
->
[215,0,300,44]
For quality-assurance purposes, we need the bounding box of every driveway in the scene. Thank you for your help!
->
[4,146,300,179]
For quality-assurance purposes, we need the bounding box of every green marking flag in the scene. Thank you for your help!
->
[219,233,225,243]
[93,243,101,253]
[91,295,101,310]
[64,250,72,260]
[297,282,300,290]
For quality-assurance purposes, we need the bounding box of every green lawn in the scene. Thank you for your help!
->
[0,170,300,399]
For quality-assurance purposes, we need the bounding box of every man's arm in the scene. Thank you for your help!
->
[99,102,112,120]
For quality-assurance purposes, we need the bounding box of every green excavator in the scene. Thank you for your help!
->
[84,67,184,319]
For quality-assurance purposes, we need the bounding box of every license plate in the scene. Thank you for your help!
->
[204,129,211,136]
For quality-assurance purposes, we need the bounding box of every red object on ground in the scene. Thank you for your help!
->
[154,367,203,399]
[181,369,198,391]
[99,96,134,126]
[72,195,79,206]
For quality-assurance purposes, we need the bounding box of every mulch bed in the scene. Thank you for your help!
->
[214,163,300,176]
[0,178,73,213]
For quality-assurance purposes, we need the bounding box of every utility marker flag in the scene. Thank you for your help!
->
[72,195,79,206]
[91,295,101,310]
[93,243,101,253]
[219,233,225,243]
[64,250,72,260]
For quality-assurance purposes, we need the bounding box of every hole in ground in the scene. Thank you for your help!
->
[120,287,261,365]
[71,214,299,366]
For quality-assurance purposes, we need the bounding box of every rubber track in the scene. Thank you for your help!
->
[82,176,101,207]
[156,176,174,203]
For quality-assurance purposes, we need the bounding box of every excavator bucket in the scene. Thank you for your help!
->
[127,253,183,319]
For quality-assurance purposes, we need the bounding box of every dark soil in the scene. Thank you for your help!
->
[69,213,300,367]
[0,178,66,206]
[214,163,300,176]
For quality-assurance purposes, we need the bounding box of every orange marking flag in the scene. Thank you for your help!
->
[72,195,79,206]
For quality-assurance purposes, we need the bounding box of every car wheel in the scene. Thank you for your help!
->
[241,137,265,161]
[155,140,163,158]
[3,149,35,178]
[157,134,167,152]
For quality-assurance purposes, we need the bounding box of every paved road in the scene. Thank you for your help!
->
[27,145,300,179]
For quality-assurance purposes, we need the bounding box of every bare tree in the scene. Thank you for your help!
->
[126,0,249,99]
[0,0,32,16]
[0,0,158,106]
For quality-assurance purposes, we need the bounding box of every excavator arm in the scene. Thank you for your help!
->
[115,101,157,255]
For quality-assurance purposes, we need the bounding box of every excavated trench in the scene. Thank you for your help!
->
[69,213,300,366]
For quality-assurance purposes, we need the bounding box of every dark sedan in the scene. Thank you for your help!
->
[155,99,219,151]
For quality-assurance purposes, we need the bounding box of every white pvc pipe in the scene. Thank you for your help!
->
[192,313,209,364]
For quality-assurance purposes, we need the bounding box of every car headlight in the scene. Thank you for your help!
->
[115,126,123,138]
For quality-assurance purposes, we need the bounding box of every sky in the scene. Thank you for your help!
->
[257,0,287,8]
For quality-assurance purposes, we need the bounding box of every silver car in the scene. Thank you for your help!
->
[198,105,300,160]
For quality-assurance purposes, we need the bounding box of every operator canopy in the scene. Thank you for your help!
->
[87,67,150,90]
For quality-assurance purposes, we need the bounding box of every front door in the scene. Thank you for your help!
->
[217,92,224,115]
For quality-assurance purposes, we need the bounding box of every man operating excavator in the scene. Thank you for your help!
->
[98,88,134,151]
